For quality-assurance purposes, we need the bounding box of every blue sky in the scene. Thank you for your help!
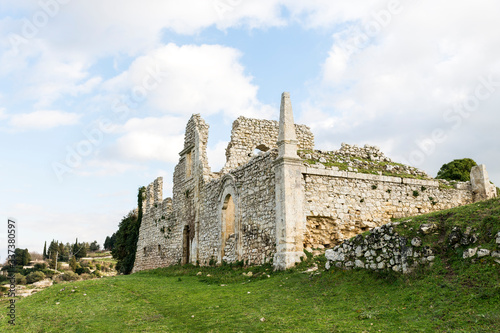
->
[1,0,499,262]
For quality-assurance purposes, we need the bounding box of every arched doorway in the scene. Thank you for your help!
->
[221,194,236,261]
[182,225,190,265]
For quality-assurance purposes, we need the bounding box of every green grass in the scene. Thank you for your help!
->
[86,251,113,258]
[2,201,500,332]
[393,197,500,249]
[1,259,499,332]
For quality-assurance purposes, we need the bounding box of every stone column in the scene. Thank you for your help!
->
[273,92,305,270]
[470,165,497,202]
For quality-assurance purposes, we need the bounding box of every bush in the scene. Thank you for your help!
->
[92,270,102,278]
[14,273,26,285]
[436,158,477,182]
[26,271,46,284]
[40,268,56,278]
[95,263,101,271]
[75,267,91,275]
[34,262,47,271]
[57,271,79,282]
[79,273,92,280]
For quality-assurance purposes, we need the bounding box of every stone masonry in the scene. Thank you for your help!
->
[132,92,497,272]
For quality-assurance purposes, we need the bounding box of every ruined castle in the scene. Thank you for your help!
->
[132,92,496,272]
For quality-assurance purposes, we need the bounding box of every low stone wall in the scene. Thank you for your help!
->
[303,165,473,251]
[325,221,500,273]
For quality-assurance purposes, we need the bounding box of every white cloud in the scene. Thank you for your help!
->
[300,0,500,178]
[111,115,186,163]
[207,140,229,172]
[103,43,275,119]
[8,110,81,130]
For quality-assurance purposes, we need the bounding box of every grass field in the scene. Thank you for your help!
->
[1,199,499,332]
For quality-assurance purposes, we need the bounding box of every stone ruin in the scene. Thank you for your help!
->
[132,92,497,272]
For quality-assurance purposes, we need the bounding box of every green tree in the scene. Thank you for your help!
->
[112,187,144,274]
[69,256,77,272]
[43,241,47,259]
[73,239,87,259]
[14,248,31,266]
[58,242,69,262]
[48,240,59,260]
[104,233,117,251]
[89,241,100,252]
[436,158,477,182]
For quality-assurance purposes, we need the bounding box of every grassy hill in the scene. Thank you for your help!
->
[1,198,499,332]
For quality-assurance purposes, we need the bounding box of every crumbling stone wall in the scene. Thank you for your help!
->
[221,116,314,173]
[302,165,473,251]
[133,177,175,272]
[132,94,495,273]
[198,151,277,266]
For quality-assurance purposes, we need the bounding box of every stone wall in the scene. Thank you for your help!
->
[302,165,473,251]
[325,220,500,273]
[199,151,277,266]
[133,177,176,272]
[221,116,314,173]
[132,93,495,273]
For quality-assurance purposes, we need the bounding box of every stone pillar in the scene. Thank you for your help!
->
[273,92,305,270]
[470,165,497,202]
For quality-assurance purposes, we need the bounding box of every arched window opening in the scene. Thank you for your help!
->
[252,144,270,156]
[222,194,235,240]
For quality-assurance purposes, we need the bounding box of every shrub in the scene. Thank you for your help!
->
[58,271,79,281]
[436,158,477,182]
[95,263,102,271]
[26,271,46,284]
[34,262,47,271]
[14,273,26,285]
[79,273,92,280]
[75,267,91,275]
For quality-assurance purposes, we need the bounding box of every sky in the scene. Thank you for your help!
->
[1,0,499,262]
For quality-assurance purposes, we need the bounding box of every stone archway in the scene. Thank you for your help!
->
[182,225,190,265]
[218,176,240,264]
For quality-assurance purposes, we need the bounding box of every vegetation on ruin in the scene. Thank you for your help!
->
[436,158,477,182]
[2,199,499,332]
[298,149,430,180]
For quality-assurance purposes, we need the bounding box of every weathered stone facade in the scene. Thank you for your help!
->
[132,92,496,273]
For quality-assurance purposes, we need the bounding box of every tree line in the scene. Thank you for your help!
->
[104,186,145,275]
